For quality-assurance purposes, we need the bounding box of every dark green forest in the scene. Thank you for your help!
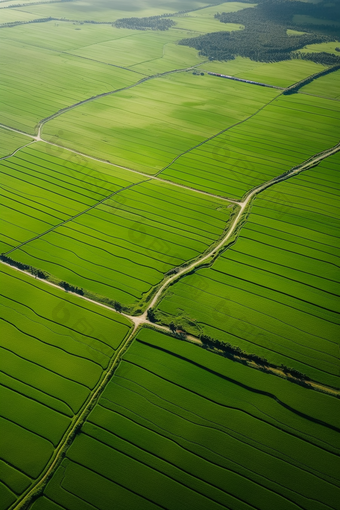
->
[114,16,175,30]
[179,0,340,64]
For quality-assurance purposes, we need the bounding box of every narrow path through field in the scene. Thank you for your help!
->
[0,140,35,161]
[146,141,340,314]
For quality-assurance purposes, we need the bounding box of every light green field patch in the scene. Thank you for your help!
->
[44,72,279,174]
[0,40,137,133]
[297,40,340,56]
[200,57,324,87]
[131,42,202,75]
[13,0,215,22]
[161,93,340,200]
[192,1,256,17]
[300,69,340,99]
[286,29,307,36]
[0,8,37,24]
[173,16,243,34]
[69,29,181,68]
[0,20,133,52]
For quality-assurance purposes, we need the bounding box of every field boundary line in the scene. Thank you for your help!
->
[0,122,240,204]
[61,51,147,76]
[7,306,138,510]
[0,140,36,162]
[155,90,284,178]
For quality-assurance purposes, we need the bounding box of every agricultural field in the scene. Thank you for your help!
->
[0,142,141,254]
[199,58,324,88]
[8,0,217,22]
[43,73,279,173]
[4,142,235,311]
[1,0,340,509]
[0,128,30,159]
[30,328,340,510]
[300,69,340,99]
[157,152,340,387]
[0,38,137,134]
[0,262,132,508]
[161,93,340,200]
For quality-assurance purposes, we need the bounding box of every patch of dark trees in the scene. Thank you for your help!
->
[59,281,84,296]
[179,0,340,64]
[200,333,310,382]
[0,254,49,279]
[114,16,175,31]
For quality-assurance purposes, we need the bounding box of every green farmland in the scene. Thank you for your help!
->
[157,152,340,387]
[31,329,340,510]
[0,263,132,507]
[1,143,235,311]
[43,72,279,174]
[161,93,340,200]
[0,0,340,509]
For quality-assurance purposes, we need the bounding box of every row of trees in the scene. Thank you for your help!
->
[0,254,48,279]
[59,281,84,296]
[199,333,310,380]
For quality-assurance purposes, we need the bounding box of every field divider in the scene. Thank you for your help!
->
[4,178,151,257]
[9,316,140,510]
[0,140,36,162]
[155,90,285,178]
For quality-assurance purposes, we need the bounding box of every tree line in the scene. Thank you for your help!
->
[199,333,310,381]
[0,254,49,279]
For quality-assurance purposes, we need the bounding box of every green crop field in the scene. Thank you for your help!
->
[0,128,30,159]
[161,93,340,200]
[199,58,324,88]
[30,328,340,510]
[0,263,132,507]
[3,142,235,311]
[10,0,217,22]
[44,73,279,174]
[0,142,141,254]
[0,37,136,134]
[1,0,340,509]
[157,152,340,387]
[300,69,340,99]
